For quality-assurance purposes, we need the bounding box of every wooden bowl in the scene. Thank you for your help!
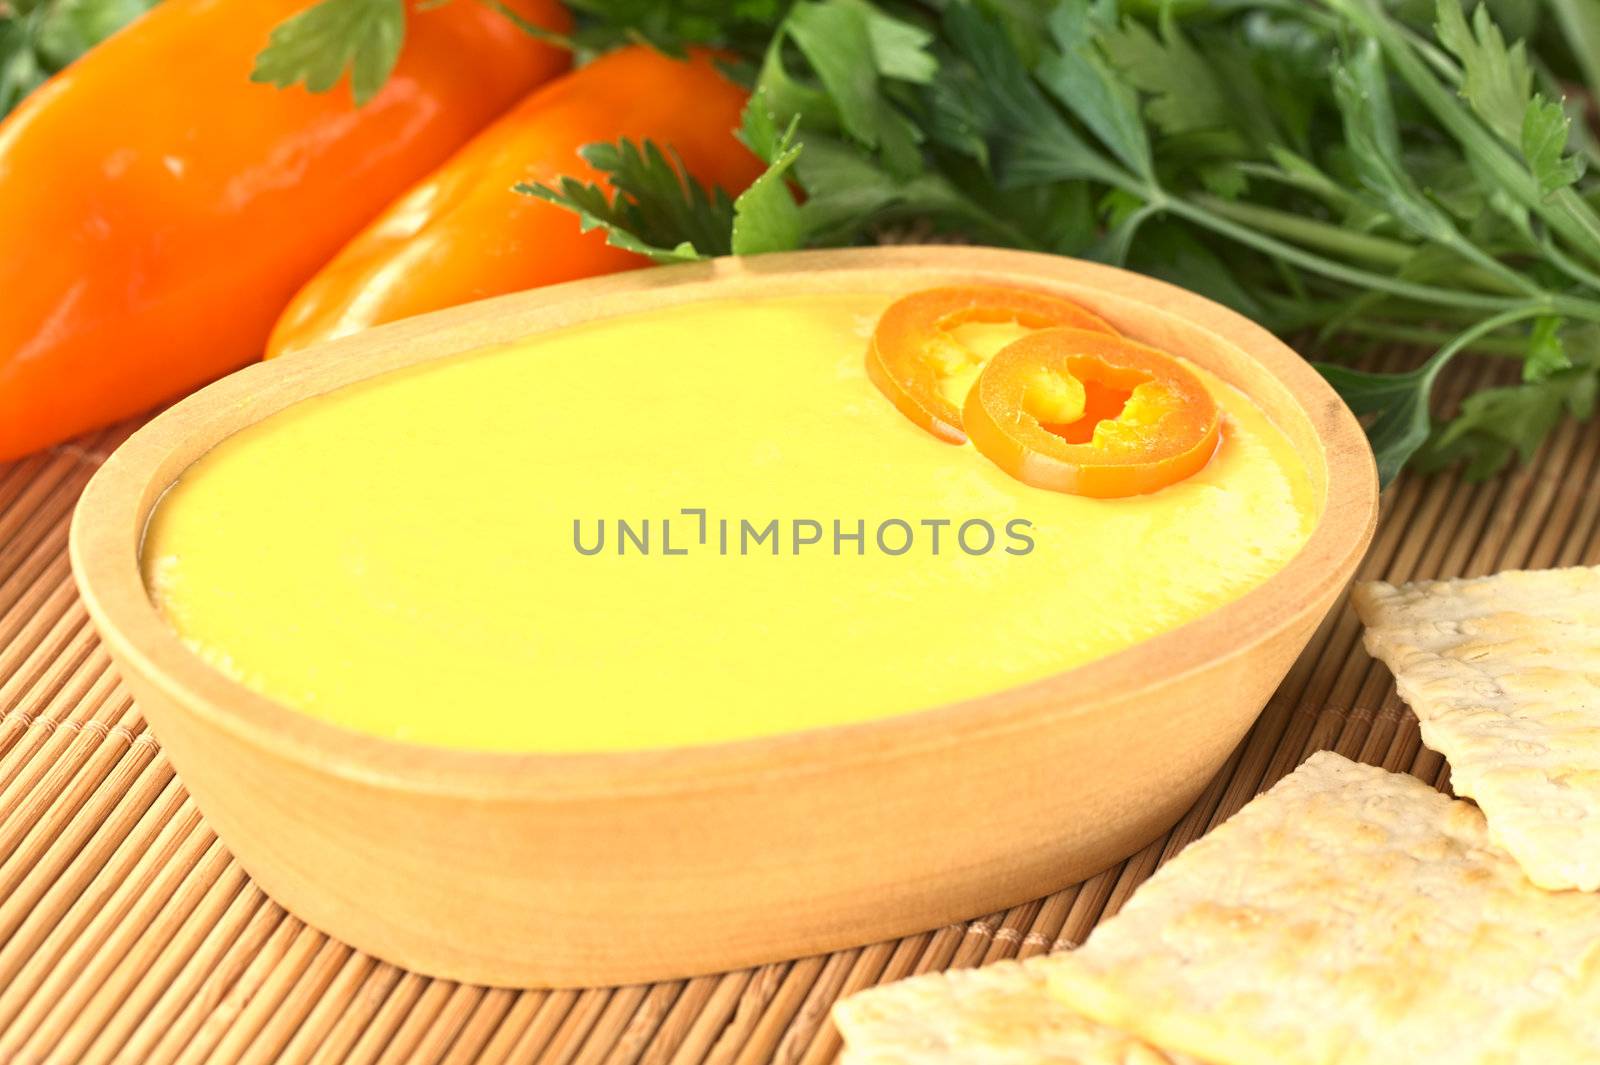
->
[70,247,1377,988]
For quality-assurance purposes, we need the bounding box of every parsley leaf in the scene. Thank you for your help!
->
[517,139,735,263]
[0,0,152,117]
[1423,363,1599,477]
[939,1,1123,189]
[0,16,45,116]
[1036,2,1152,179]
[1524,316,1569,382]
[1521,95,1586,196]
[731,111,803,254]
[1433,0,1586,198]
[557,0,785,58]
[1435,0,1534,145]
[1097,15,1231,142]
[33,0,149,64]
[1315,361,1440,487]
[771,0,933,179]
[250,0,404,107]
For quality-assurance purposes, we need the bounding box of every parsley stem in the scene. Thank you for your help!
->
[1230,162,1360,214]
[1421,305,1558,386]
[1546,294,1600,324]
[1191,195,1412,268]
[1332,0,1600,271]
[477,0,576,50]
[1336,321,1540,358]
[1158,195,1524,313]
[1537,236,1600,296]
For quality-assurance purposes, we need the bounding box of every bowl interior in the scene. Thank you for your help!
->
[70,246,1377,798]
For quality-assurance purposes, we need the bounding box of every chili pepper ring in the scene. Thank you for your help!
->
[963,327,1222,498]
[866,284,1117,444]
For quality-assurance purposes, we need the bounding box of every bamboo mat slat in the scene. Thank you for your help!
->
[2,353,1598,1065]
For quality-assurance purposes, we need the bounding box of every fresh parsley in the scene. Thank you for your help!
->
[249,0,402,106]
[730,100,803,255]
[517,139,735,263]
[0,0,153,117]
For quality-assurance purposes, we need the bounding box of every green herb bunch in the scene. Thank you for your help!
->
[525,0,1600,484]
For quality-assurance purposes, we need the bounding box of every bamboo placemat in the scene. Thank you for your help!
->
[1,351,1597,1065]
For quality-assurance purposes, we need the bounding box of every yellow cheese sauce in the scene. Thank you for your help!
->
[143,293,1316,752]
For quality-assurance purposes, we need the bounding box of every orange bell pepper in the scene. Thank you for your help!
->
[265,47,764,360]
[0,0,570,462]
[866,285,1117,444]
[963,328,1221,498]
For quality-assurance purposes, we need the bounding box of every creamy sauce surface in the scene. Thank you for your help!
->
[143,293,1316,751]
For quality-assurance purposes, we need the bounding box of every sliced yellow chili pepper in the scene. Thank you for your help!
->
[962,328,1221,498]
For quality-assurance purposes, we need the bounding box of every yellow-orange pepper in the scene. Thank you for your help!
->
[0,0,569,461]
[266,46,764,359]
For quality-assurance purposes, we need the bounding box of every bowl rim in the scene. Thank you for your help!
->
[69,246,1378,801]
